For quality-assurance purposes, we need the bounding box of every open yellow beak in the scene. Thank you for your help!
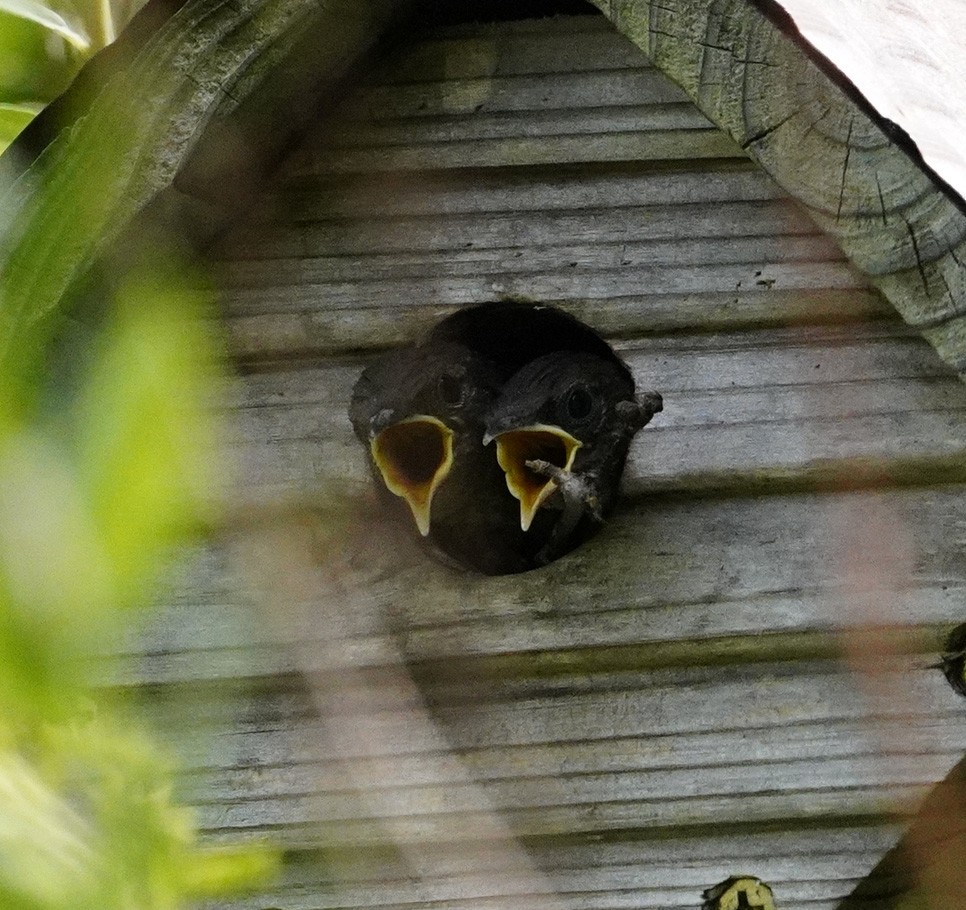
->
[371,416,455,536]
[493,425,582,531]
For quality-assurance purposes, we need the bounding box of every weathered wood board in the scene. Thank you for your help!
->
[225,326,966,506]
[119,14,966,910]
[587,0,966,375]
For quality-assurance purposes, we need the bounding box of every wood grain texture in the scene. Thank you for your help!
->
[7,2,965,906]
[588,0,966,374]
[216,156,878,355]
[125,483,966,677]
[773,0,966,205]
[223,325,966,505]
[130,473,966,907]
[142,14,966,910]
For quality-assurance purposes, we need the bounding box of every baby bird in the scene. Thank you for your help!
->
[349,340,530,574]
[484,349,662,565]
[350,301,662,573]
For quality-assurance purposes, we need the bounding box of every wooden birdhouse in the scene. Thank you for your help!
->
[5,0,966,907]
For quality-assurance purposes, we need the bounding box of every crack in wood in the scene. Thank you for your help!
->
[693,38,777,70]
[185,68,241,104]
[836,117,854,223]
[798,104,832,145]
[874,171,888,227]
[940,271,955,307]
[740,110,798,150]
[696,40,735,54]
[903,216,932,296]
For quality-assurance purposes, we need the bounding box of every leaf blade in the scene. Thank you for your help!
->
[0,103,41,155]
[0,0,90,49]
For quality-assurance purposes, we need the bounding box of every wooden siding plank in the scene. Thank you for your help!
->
[372,19,643,84]
[219,262,867,316]
[217,199,833,262]
[186,784,937,846]
[323,105,712,147]
[177,728,966,825]
[135,578,965,668]
[168,15,966,910]
[326,102,713,144]
[220,235,845,289]
[224,327,966,502]
[339,71,695,121]
[199,832,900,910]
[270,164,787,220]
[132,484,966,666]
[222,290,892,359]
[239,830,900,889]
[299,129,741,173]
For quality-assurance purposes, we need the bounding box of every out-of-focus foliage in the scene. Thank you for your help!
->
[0,241,278,906]
[0,102,41,149]
[0,0,277,888]
[0,261,224,724]
[0,0,280,902]
[0,0,142,152]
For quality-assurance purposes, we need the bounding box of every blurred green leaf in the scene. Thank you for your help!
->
[180,846,282,897]
[0,749,99,909]
[74,262,225,605]
[0,432,115,724]
[0,261,224,727]
[0,103,40,153]
[0,432,115,616]
[0,213,274,910]
[0,712,281,910]
[0,5,280,905]
[0,0,89,49]
[0,14,71,106]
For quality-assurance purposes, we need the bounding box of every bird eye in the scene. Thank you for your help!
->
[437,373,464,405]
[566,386,593,420]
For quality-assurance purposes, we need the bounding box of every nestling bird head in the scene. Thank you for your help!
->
[484,350,659,531]
[349,341,503,536]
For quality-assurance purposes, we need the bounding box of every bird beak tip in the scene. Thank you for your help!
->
[414,510,432,537]
[399,485,437,538]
